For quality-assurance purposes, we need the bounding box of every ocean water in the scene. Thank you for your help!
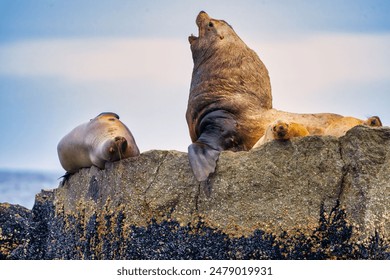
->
[0,169,63,209]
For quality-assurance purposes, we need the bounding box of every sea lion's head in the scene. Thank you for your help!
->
[189,11,238,55]
[272,121,289,140]
[365,116,382,127]
[92,112,132,163]
[100,136,129,163]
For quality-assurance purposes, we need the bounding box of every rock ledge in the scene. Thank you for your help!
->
[1,126,390,259]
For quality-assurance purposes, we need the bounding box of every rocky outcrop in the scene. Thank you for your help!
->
[0,203,31,259]
[1,126,390,259]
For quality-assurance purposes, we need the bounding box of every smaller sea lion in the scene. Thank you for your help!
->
[57,112,140,174]
[270,120,310,140]
[324,116,382,137]
[252,120,310,148]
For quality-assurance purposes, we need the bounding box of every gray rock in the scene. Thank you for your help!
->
[340,126,390,239]
[0,203,31,259]
[1,126,390,259]
[200,135,344,236]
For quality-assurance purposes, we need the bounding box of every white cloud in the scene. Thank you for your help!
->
[1,34,388,93]
[252,33,390,99]
[0,38,193,86]
[1,34,389,126]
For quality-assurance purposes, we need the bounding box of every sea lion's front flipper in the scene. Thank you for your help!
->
[188,110,241,182]
[188,142,220,182]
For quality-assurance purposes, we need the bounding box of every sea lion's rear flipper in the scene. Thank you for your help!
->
[188,142,220,182]
[59,172,73,187]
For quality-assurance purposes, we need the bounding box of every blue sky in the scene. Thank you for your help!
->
[0,0,389,171]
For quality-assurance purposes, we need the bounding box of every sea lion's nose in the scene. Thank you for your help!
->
[114,136,128,153]
[197,10,210,21]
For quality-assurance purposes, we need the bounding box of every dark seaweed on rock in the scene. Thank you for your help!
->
[2,200,390,260]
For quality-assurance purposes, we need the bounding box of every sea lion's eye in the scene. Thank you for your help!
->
[208,22,214,28]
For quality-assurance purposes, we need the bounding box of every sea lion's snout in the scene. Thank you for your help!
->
[194,11,211,38]
[114,136,128,154]
[196,11,209,27]
[273,124,288,139]
[190,11,210,44]
[277,130,287,139]
[114,136,127,158]
[106,136,129,161]
[366,116,382,127]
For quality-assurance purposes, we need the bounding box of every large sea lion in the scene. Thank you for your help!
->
[57,112,140,174]
[186,11,272,181]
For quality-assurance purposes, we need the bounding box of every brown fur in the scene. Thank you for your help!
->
[253,120,310,147]
[324,116,382,137]
[254,115,382,147]
[186,11,272,181]
[256,109,344,138]
[186,11,272,150]
[272,121,310,140]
